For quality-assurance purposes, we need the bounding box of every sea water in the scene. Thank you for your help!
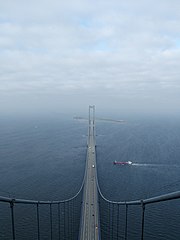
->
[96,116,180,240]
[0,114,180,239]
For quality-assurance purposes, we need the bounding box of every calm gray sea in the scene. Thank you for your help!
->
[0,114,180,239]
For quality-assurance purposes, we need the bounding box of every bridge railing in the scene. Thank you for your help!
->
[97,177,180,240]
[0,167,87,240]
[0,186,84,240]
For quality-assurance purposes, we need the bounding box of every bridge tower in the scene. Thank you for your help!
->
[88,105,96,146]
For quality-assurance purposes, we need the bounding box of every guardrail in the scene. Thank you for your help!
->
[0,188,83,240]
[97,179,180,240]
[0,168,86,240]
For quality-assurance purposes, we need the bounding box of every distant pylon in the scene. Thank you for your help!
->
[88,105,95,146]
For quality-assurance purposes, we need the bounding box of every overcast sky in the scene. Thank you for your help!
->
[0,0,180,116]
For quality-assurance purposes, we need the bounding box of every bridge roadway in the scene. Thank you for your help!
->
[79,123,100,240]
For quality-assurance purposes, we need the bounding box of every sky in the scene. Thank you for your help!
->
[0,0,180,116]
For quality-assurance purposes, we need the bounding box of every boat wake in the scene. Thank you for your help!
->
[132,163,180,167]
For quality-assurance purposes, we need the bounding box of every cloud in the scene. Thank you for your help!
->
[0,0,180,114]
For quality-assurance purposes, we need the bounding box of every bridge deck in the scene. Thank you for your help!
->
[79,123,100,240]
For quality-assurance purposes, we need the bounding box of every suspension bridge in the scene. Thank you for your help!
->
[0,105,180,240]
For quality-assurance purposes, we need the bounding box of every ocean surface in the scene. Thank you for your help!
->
[0,114,180,239]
